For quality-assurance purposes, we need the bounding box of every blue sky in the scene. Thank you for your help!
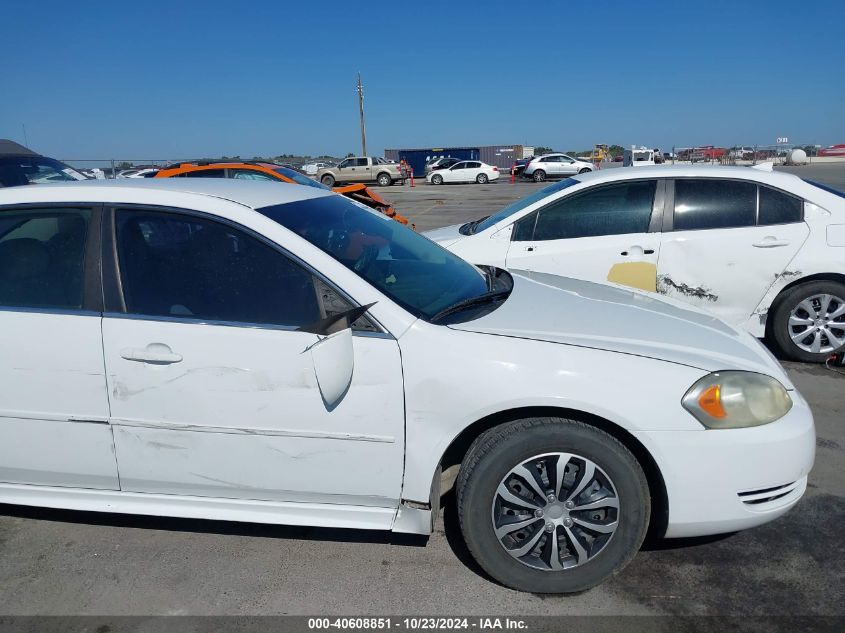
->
[2,1,842,160]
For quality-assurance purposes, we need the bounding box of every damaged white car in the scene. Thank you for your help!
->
[0,180,814,593]
[425,166,845,362]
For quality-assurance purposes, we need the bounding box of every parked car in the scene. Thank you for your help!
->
[0,179,814,593]
[424,157,461,176]
[424,165,845,363]
[155,161,409,224]
[0,139,87,187]
[316,156,404,187]
[511,157,533,177]
[427,161,500,185]
[522,153,593,182]
[302,161,335,176]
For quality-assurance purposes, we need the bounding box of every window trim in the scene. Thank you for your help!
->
[667,177,805,232]
[101,204,389,335]
[510,178,665,242]
[0,202,103,314]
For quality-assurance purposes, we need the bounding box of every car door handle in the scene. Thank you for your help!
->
[752,238,790,248]
[120,346,183,365]
[620,248,655,256]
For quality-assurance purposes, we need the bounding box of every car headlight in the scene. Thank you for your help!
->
[682,371,792,429]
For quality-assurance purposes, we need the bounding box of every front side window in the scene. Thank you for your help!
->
[532,180,656,241]
[759,186,803,225]
[115,210,320,327]
[0,208,90,309]
[673,179,756,230]
[260,195,489,320]
[338,159,351,169]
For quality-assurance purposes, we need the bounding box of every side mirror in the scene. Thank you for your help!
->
[309,329,354,408]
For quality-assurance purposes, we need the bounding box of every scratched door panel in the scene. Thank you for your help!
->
[657,224,809,325]
[103,318,405,506]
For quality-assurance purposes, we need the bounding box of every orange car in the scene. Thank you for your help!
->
[155,162,410,225]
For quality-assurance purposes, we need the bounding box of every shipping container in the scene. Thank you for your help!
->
[385,145,525,177]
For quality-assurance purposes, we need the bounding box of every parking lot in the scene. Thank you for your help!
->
[0,163,842,618]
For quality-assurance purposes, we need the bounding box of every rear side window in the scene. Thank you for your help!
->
[183,169,225,178]
[115,210,320,327]
[759,186,803,225]
[532,180,656,241]
[673,179,756,230]
[0,208,90,309]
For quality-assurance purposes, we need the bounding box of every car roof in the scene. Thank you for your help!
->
[0,178,332,211]
[572,164,804,188]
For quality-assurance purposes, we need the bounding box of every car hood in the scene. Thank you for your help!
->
[448,271,792,385]
[423,223,465,248]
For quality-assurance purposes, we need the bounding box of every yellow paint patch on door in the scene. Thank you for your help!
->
[607,262,657,292]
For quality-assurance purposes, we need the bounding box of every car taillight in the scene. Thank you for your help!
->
[492,167,499,171]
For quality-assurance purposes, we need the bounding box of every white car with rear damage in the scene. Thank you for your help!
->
[425,165,845,363]
[0,179,814,593]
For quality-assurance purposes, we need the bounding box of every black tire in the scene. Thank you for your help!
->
[456,417,649,594]
[578,167,592,174]
[376,172,392,187]
[769,280,845,362]
[431,174,443,185]
[532,170,546,182]
[321,175,335,187]
[476,173,489,184]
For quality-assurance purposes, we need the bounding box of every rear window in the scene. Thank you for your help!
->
[673,179,756,230]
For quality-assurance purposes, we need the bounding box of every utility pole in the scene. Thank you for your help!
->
[356,72,367,156]
[21,123,29,147]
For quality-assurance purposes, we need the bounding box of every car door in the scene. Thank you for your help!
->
[446,162,467,183]
[506,179,664,291]
[0,204,119,489]
[558,156,578,175]
[100,207,405,508]
[335,158,356,183]
[657,178,810,324]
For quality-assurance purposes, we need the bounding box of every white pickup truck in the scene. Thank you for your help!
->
[316,156,405,187]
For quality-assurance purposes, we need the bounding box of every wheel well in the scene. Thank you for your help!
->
[765,272,845,337]
[439,406,669,540]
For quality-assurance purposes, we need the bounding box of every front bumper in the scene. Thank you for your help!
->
[637,389,816,538]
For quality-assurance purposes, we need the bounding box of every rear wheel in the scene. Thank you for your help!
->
[533,170,546,182]
[377,172,392,187]
[321,175,335,187]
[476,173,489,184]
[770,280,845,362]
[431,173,444,185]
[457,417,649,593]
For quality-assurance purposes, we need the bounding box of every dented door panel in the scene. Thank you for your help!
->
[656,224,810,325]
[103,317,405,507]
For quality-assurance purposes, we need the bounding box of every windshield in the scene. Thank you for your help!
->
[272,166,330,190]
[471,177,580,233]
[0,156,87,187]
[259,195,493,320]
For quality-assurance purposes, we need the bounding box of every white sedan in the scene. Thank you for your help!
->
[425,165,845,363]
[427,160,500,185]
[0,179,813,593]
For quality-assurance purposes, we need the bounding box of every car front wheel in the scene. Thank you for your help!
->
[321,175,335,187]
[431,174,443,185]
[770,280,845,362]
[456,417,649,593]
[579,167,592,174]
